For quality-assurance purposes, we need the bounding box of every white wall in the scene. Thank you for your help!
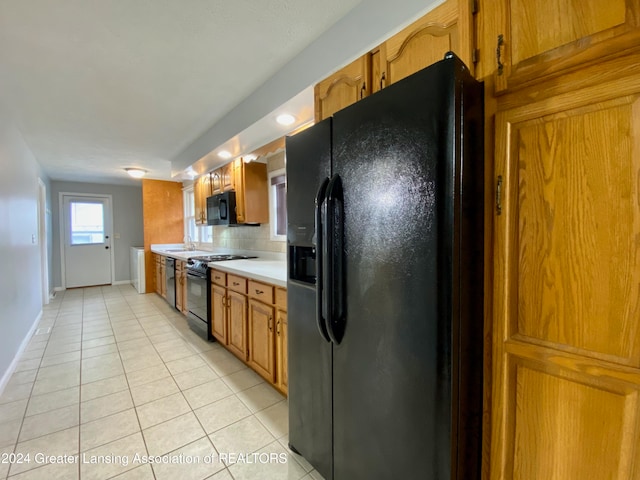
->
[0,111,46,383]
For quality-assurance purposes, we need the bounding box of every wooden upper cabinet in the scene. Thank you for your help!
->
[194,173,212,225]
[211,169,222,195]
[478,0,640,91]
[221,161,236,192]
[314,54,371,122]
[489,70,640,480]
[234,160,268,224]
[377,0,474,89]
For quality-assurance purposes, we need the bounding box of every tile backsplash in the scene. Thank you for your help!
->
[200,224,286,253]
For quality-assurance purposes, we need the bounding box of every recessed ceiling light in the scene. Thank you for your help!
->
[276,113,296,126]
[218,150,232,159]
[125,168,146,179]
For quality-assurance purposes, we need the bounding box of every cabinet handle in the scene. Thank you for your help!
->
[380,72,386,90]
[233,282,240,286]
[255,289,264,295]
[276,318,281,336]
[360,82,366,99]
[496,175,503,216]
[496,34,505,76]
[268,315,273,332]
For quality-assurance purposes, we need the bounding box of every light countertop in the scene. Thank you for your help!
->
[150,244,287,287]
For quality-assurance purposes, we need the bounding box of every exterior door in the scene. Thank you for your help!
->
[62,194,112,288]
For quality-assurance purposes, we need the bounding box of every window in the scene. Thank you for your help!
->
[183,186,196,243]
[70,201,104,245]
[269,168,287,241]
[184,186,213,244]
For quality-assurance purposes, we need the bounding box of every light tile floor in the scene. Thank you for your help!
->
[0,285,324,480]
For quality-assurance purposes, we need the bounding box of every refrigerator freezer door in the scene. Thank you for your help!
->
[286,117,334,479]
[330,57,482,479]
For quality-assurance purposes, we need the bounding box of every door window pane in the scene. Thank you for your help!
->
[70,202,104,245]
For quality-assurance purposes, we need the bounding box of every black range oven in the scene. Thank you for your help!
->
[185,254,257,341]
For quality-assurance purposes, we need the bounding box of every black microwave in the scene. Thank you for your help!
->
[207,191,238,225]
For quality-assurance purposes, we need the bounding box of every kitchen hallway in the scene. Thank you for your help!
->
[0,285,322,480]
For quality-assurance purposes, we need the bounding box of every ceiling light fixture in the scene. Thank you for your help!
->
[276,113,296,126]
[125,168,146,179]
[218,150,232,159]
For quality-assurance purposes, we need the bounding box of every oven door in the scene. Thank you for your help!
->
[186,271,209,338]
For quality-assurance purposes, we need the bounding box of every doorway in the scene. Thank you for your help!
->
[38,178,49,305]
[60,193,114,288]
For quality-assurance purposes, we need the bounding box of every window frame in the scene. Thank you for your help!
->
[268,167,287,242]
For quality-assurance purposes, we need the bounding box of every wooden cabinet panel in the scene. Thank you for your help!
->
[314,55,371,122]
[227,290,248,361]
[275,288,287,310]
[498,92,640,366]
[194,173,212,225]
[211,284,227,344]
[248,299,275,382]
[228,274,247,294]
[499,354,639,479]
[379,0,470,87]
[490,71,640,479]
[480,0,640,91]
[276,309,288,394]
[248,280,274,304]
[221,162,235,192]
[211,169,222,195]
[211,269,226,287]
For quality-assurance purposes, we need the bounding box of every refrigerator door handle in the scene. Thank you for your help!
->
[325,174,345,344]
[315,177,331,342]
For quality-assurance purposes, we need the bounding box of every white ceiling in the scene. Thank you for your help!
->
[0,0,440,186]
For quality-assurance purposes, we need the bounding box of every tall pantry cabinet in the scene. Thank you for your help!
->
[475,1,640,478]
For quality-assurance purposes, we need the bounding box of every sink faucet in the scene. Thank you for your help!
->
[184,235,195,251]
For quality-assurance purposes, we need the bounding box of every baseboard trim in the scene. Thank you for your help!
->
[53,286,65,293]
[0,310,43,396]
[112,280,131,286]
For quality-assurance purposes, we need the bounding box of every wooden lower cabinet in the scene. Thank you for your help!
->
[227,290,248,360]
[489,63,640,479]
[248,298,275,382]
[154,255,166,298]
[211,283,227,344]
[209,269,287,394]
[175,260,188,314]
[275,309,288,393]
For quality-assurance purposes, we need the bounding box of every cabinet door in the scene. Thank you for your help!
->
[211,169,222,195]
[227,290,248,361]
[181,269,188,314]
[234,160,246,223]
[378,0,472,88]
[211,284,227,344]
[480,0,640,92]
[154,255,161,295]
[175,263,183,312]
[276,309,288,394]
[314,54,371,122]
[490,74,640,479]
[194,173,212,225]
[221,162,235,192]
[159,258,166,298]
[248,299,275,382]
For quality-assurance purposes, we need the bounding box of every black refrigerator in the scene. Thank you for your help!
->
[286,53,484,480]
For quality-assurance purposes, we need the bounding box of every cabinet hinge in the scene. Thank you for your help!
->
[472,49,479,64]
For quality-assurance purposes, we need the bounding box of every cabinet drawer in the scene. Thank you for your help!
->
[211,269,226,286]
[248,280,274,304]
[228,274,247,293]
[275,288,287,310]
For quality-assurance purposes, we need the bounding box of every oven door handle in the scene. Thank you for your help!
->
[186,272,207,280]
